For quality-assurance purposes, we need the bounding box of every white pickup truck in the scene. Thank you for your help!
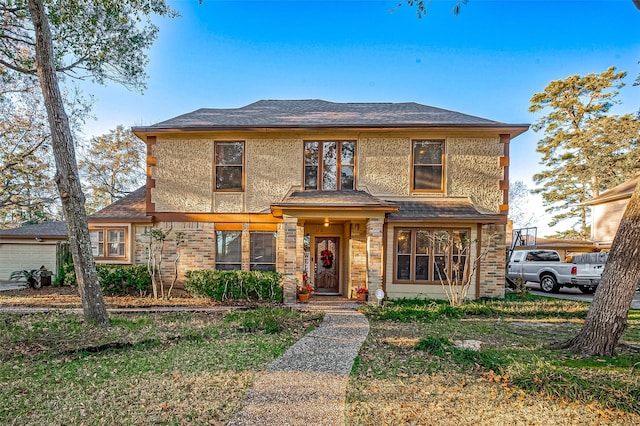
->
[506,249,607,294]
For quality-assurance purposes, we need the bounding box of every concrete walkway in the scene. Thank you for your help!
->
[229,303,369,426]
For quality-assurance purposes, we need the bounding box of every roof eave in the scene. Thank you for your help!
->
[133,124,530,139]
[0,234,67,240]
[88,216,153,224]
[386,216,506,224]
[270,204,399,218]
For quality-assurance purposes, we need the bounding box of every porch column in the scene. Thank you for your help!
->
[366,218,384,301]
[282,215,303,305]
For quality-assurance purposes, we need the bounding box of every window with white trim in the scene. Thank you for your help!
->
[90,227,127,259]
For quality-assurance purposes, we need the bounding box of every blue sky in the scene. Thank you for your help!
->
[80,0,640,236]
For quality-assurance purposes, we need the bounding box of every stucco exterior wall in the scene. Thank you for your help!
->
[213,193,244,213]
[152,139,213,212]
[358,138,411,196]
[148,134,504,214]
[246,139,302,212]
[447,137,503,212]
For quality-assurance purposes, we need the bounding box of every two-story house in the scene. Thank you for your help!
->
[88,100,528,303]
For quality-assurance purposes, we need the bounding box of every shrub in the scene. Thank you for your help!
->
[97,265,152,296]
[185,270,283,302]
[57,264,151,296]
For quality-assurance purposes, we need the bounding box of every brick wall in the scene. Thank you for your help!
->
[478,223,506,298]
[366,218,384,301]
[134,222,216,289]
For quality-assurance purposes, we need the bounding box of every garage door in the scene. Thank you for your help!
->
[0,243,57,280]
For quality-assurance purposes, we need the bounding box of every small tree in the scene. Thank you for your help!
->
[144,226,184,300]
[435,231,497,307]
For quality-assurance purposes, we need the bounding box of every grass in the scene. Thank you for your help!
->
[346,298,640,426]
[0,309,322,426]
[3,294,640,425]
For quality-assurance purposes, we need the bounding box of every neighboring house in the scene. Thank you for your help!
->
[0,221,67,280]
[90,100,528,303]
[583,175,640,250]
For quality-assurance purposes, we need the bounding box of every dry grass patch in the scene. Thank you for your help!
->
[347,298,640,425]
[0,309,322,425]
[0,285,229,308]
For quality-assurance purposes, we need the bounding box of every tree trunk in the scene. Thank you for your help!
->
[555,181,640,356]
[28,0,109,327]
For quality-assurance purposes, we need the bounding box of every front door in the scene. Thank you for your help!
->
[315,237,339,294]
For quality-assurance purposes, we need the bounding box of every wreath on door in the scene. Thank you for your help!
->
[321,249,334,269]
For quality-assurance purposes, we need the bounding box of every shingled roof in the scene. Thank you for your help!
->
[271,190,399,216]
[133,100,529,133]
[88,186,151,222]
[0,221,67,239]
[583,175,640,206]
[386,199,504,223]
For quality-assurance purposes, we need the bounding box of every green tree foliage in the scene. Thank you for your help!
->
[529,67,640,239]
[0,0,176,326]
[80,125,145,213]
[0,77,57,226]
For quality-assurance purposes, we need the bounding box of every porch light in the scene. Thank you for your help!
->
[324,218,330,227]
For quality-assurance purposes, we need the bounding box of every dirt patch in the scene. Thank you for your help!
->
[0,286,269,309]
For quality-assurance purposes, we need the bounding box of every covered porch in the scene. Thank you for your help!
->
[271,190,398,304]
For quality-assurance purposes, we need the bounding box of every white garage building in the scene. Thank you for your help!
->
[0,221,67,280]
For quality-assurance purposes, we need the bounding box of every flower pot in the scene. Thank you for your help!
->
[356,293,367,302]
[297,293,311,303]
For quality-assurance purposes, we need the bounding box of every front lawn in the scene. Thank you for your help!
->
[346,296,640,426]
[0,309,322,425]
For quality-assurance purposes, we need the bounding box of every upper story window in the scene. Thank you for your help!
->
[304,141,355,191]
[215,141,244,191]
[413,140,444,192]
[90,227,127,260]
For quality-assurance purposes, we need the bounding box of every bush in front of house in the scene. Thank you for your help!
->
[97,265,152,296]
[185,270,283,302]
[58,264,151,296]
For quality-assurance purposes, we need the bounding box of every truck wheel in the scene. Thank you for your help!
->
[540,275,559,293]
[578,286,596,294]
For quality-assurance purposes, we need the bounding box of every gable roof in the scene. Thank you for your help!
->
[88,186,151,222]
[0,221,67,239]
[583,175,640,206]
[133,100,529,136]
